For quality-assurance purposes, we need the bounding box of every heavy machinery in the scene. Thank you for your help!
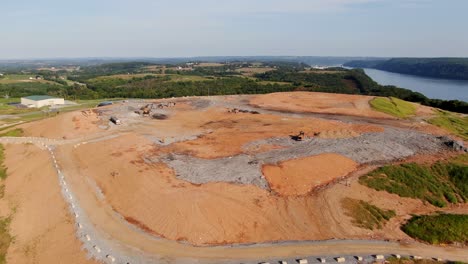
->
[110,116,121,125]
[140,104,154,116]
[290,131,305,141]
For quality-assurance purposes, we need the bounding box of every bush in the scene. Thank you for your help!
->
[359,157,468,207]
[342,198,396,230]
[402,214,468,245]
[428,110,468,140]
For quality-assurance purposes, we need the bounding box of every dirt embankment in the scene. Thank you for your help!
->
[262,154,358,196]
[19,110,101,139]
[0,144,97,264]
[72,134,352,245]
[69,133,459,247]
[250,92,395,118]
[164,108,383,159]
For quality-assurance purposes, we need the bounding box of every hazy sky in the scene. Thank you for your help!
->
[1,0,467,59]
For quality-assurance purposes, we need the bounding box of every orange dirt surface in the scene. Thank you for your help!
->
[165,108,383,159]
[19,110,101,139]
[70,134,347,245]
[262,154,358,196]
[250,92,396,118]
[67,134,467,247]
[0,144,98,264]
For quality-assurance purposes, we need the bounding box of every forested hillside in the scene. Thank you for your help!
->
[0,62,467,113]
[345,58,468,80]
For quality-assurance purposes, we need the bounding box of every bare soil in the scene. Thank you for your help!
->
[2,93,466,262]
[19,111,102,139]
[250,92,398,118]
[1,144,97,264]
[262,153,358,196]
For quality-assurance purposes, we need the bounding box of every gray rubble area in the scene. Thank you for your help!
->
[161,153,268,189]
[161,127,452,189]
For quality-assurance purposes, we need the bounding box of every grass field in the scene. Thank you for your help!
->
[428,110,468,140]
[0,143,11,263]
[0,145,6,180]
[234,67,275,76]
[0,74,57,85]
[166,74,211,82]
[0,216,11,264]
[401,214,468,245]
[0,99,112,125]
[342,198,396,230]
[359,155,468,207]
[370,97,417,118]
[0,98,36,115]
[0,128,24,138]
[90,73,161,81]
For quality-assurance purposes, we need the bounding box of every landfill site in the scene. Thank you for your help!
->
[0,92,467,264]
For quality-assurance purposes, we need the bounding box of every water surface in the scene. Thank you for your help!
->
[363,68,468,102]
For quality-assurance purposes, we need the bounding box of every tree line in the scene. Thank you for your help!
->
[0,63,466,113]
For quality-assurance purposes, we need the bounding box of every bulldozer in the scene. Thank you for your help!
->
[290,131,305,141]
[140,104,154,116]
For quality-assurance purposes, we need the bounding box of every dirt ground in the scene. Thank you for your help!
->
[71,133,359,245]
[19,110,102,139]
[165,108,383,159]
[262,153,358,196]
[250,92,399,118]
[1,93,466,262]
[0,144,97,264]
[68,131,460,246]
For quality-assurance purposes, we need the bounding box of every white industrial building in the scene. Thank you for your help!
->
[21,95,65,108]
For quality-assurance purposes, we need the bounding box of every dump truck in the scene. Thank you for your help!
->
[110,116,121,125]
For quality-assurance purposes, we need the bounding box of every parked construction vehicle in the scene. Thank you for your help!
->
[135,102,176,117]
[110,116,121,125]
[290,131,305,141]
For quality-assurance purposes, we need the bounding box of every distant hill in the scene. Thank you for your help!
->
[344,58,468,80]
[0,56,378,71]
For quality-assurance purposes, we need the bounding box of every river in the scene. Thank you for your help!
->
[362,68,468,102]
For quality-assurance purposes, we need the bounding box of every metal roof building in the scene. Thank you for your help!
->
[21,95,65,108]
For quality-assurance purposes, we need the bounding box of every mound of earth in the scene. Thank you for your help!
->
[250,92,396,118]
[164,108,383,159]
[0,144,97,264]
[19,110,102,139]
[262,153,358,196]
[4,93,464,259]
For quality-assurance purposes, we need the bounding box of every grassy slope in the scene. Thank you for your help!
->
[0,144,11,263]
[0,74,58,85]
[428,110,468,140]
[401,214,468,245]
[0,128,24,137]
[0,99,107,126]
[342,198,396,230]
[359,155,468,207]
[370,97,417,118]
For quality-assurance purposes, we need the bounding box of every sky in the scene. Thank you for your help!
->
[1,0,467,59]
